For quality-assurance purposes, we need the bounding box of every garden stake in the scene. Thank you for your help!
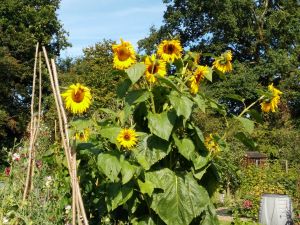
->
[23,43,39,200]
[51,59,89,225]
[42,47,88,225]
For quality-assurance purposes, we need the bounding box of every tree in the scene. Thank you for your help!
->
[139,0,300,119]
[0,0,69,148]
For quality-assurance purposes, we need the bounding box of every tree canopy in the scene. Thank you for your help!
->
[0,0,69,147]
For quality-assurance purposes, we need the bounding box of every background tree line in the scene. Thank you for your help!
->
[1,0,299,171]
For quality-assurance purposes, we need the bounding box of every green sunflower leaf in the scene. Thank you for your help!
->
[145,169,210,225]
[169,91,194,119]
[99,127,121,145]
[125,89,151,105]
[132,135,171,170]
[97,152,121,182]
[106,182,134,211]
[125,63,146,84]
[147,110,177,141]
[234,116,255,134]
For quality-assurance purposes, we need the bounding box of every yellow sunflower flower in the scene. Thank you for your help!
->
[144,54,167,83]
[204,134,221,155]
[61,83,92,114]
[261,84,282,113]
[117,128,138,149]
[157,39,183,63]
[213,50,233,73]
[189,65,209,94]
[75,128,90,142]
[112,39,136,70]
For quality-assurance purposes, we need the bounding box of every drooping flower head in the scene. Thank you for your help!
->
[112,39,136,70]
[117,128,138,149]
[144,54,167,83]
[213,50,233,73]
[189,65,209,94]
[204,134,221,155]
[157,39,183,63]
[75,128,90,142]
[261,83,283,113]
[61,83,92,114]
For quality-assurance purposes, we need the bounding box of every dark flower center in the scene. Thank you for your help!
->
[118,47,131,61]
[164,44,175,54]
[148,64,159,74]
[124,133,131,140]
[72,88,85,103]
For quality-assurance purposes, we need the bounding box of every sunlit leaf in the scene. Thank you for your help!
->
[169,91,193,119]
[147,110,177,141]
[97,152,121,182]
[234,116,254,134]
[146,169,210,225]
[125,63,146,84]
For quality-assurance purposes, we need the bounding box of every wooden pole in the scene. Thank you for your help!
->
[23,42,39,200]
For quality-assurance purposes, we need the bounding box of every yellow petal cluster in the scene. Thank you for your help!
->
[261,84,283,113]
[189,66,209,94]
[112,39,136,70]
[204,134,221,155]
[157,39,183,62]
[213,50,233,73]
[75,128,90,142]
[61,83,92,114]
[117,128,138,149]
[144,54,167,83]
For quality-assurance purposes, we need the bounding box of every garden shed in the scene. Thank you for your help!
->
[243,151,267,167]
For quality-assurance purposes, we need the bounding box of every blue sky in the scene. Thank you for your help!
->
[58,0,165,58]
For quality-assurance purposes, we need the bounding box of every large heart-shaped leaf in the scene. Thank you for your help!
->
[97,152,121,182]
[147,110,177,141]
[146,169,210,225]
[132,135,171,170]
[125,63,146,84]
[125,89,151,105]
[169,91,194,119]
[99,127,121,145]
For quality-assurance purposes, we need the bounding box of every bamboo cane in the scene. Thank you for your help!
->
[42,47,89,225]
[50,59,89,225]
[23,42,39,200]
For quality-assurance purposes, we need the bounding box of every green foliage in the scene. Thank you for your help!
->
[0,0,69,148]
[0,135,71,224]
[235,163,299,220]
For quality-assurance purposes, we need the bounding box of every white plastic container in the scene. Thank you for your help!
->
[259,194,293,225]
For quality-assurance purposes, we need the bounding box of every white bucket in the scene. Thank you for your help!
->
[259,194,293,225]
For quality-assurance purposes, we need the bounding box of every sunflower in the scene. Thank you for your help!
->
[204,134,221,155]
[144,54,167,83]
[112,39,136,70]
[261,84,282,113]
[117,128,138,149]
[189,66,209,94]
[157,39,183,63]
[75,128,90,142]
[213,50,233,73]
[61,83,92,114]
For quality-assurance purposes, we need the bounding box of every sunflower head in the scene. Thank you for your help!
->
[189,66,209,94]
[117,128,138,149]
[204,134,221,156]
[157,39,183,63]
[144,54,167,83]
[213,50,233,73]
[75,128,90,142]
[112,39,136,70]
[61,83,92,114]
[261,84,282,113]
